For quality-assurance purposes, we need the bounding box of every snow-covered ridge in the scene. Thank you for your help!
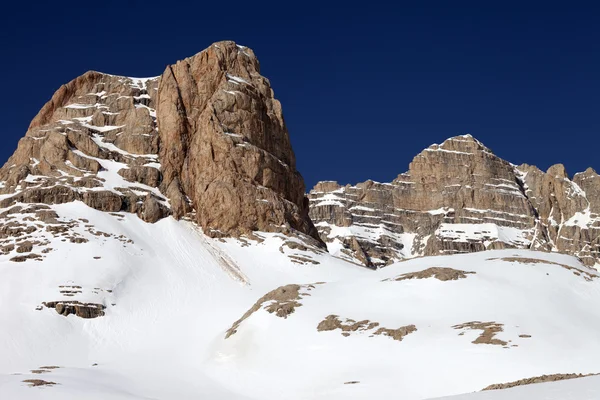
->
[2,197,600,399]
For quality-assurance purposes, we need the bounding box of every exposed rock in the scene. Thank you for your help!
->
[309,135,600,267]
[138,194,170,223]
[317,314,417,342]
[10,254,42,262]
[22,379,57,387]
[118,166,161,187]
[317,315,380,333]
[482,373,598,391]
[490,257,597,281]
[82,191,122,212]
[157,41,320,241]
[373,325,417,341]
[226,283,321,338]
[42,301,105,319]
[0,41,323,252]
[385,267,475,282]
[453,321,507,346]
[0,69,166,221]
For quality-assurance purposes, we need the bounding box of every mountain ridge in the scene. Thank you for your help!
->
[309,134,600,268]
[0,40,321,247]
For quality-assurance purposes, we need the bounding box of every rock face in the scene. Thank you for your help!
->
[0,71,169,223]
[157,41,318,240]
[0,41,319,242]
[309,135,600,268]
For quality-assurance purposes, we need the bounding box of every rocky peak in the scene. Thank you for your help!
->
[0,41,320,245]
[0,70,167,223]
[157,40,319,241]
[309,135,600,268]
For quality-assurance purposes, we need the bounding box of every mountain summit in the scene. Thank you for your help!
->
[0,40,320,244]
[309,134,600,267]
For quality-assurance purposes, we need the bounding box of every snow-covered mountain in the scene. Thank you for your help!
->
[309,136,600,269]
[1,41,599,400]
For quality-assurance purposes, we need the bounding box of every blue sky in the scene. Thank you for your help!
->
[1,1,599,188]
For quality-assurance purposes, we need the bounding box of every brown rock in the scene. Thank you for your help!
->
[118,166,161,187]
[43,301,105,319]
[226,283,321,338]
[483,373,598,391]
[157,41,320,241]
[309,135,600,267]
[16,241,33,253]
[137,195,170,223]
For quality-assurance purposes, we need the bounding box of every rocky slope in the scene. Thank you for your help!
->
[309,135,600,268]
[0,40,320,249]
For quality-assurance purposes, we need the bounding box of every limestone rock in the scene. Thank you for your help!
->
[118,166,161,187]
[309,135,600,267]
[0,41,320,247]
[156,41,320,241]
[43,301,105,319]
[0,69,167,221]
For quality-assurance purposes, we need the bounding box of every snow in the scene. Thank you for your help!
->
[349,205,376,212]
[310,193,346,207]
[226,74,250,85]
[125,76,158,90]
[80,121,125,133]
[424,148,473,156]
[142,162,161,170]
[205,249,600,400]
[563,208,599,228]
[64,103,100,109]
[1,203,600,399]
[428,207,453,215]
[70,150,165,201]
[436,223,531,247]
[90,134,158,159]
[317,221,417,261]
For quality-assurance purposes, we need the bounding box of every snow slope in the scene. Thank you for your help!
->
[1,202,600,399]
[434,375,600,400]
[0,202,366,399]
[206,249,600,400]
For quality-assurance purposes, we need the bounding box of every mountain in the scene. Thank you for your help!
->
[0,40,319,244]
[1,41,599,400]
[309,135,600,268]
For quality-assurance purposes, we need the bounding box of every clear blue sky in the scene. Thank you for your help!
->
[1,1,599,188]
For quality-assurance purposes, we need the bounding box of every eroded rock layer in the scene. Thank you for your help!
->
[309,135,600,267]
[0,71,168,223]
[157,41,319,241]
[0,41,320,243]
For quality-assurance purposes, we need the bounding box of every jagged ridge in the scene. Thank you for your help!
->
[309,134,600,267]
[0,41,321,245]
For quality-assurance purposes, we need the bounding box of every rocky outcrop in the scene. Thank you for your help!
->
[226,283,322,339]
[42,301,106,319]
[482,373,598,391]
[0,41,319,243]
[309,135,600,267]
[0,71,168,224]
[156,41,319,240]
